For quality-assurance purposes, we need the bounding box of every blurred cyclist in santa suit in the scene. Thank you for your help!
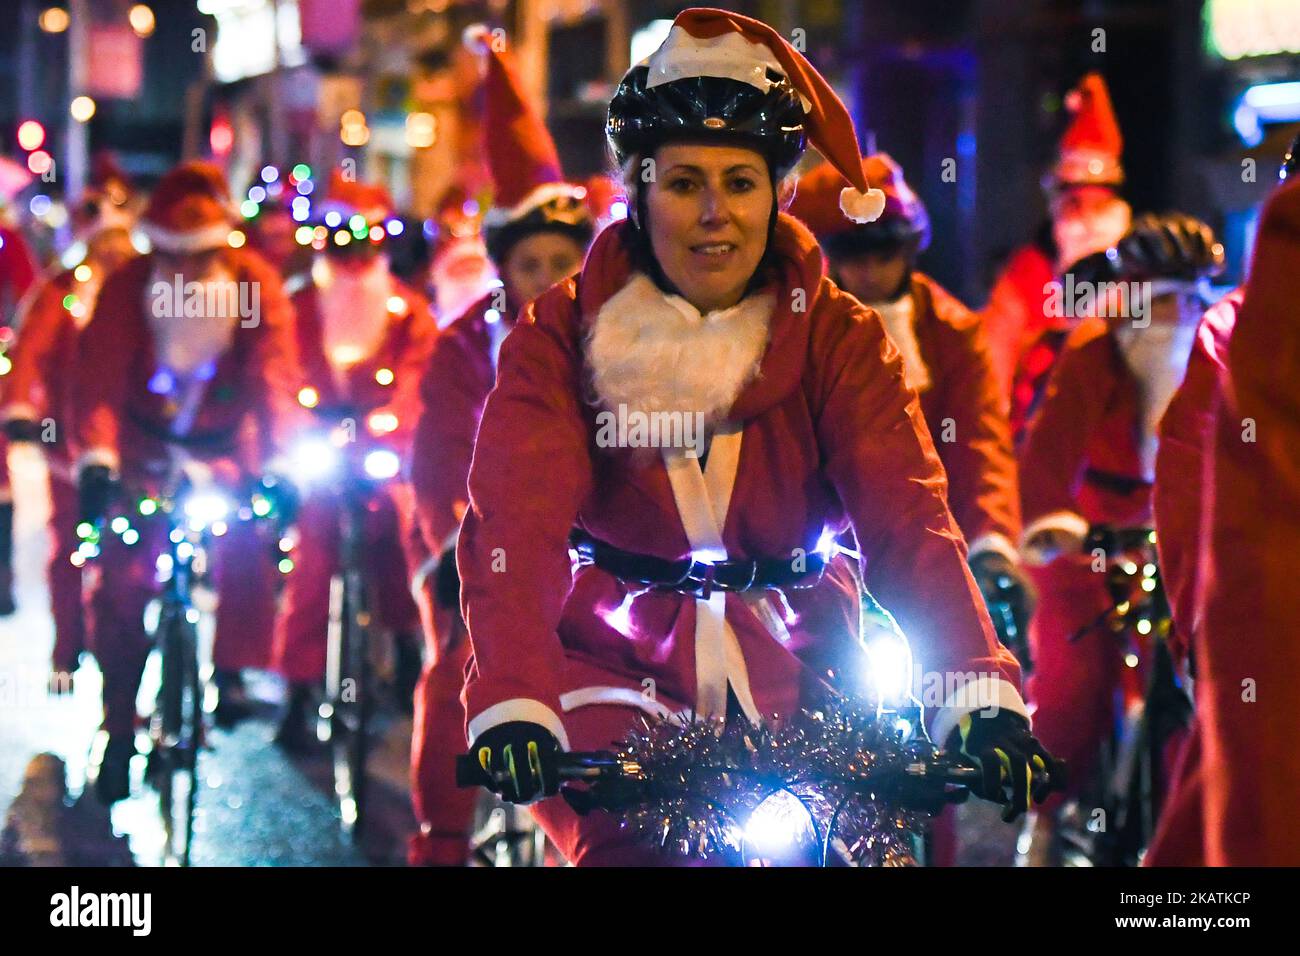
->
[72,161,302,802]
[270,171,436,750]
[405,24,595,865]
[3,157,138,687]
[0,191,40,616]
[1017,212,1224,862]
[980,73,1132,442]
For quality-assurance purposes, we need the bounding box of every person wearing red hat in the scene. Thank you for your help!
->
[270,170,434,749]
[405,26,597,865]
[70,160,303,802]
[2,160,140,686]
[980,73,1133,443]
[790,153,1029,658]
[1016,212,1223,862]
[453,8,1060,866]
[791,153,1029,867]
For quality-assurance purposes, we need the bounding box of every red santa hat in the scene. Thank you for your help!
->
[141,160,236,254]
[1048,72,1125,190]
[791,152,929,244]
[647,8,885,223]
[463,24,587,226]
[318,169,395,223]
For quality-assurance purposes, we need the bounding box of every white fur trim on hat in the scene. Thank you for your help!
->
[483,181,588,229]
[839,186,887,223]
[141,219,233,254]
[645,26,813,112]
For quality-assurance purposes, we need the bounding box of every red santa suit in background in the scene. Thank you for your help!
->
[1138,288,1239,866]
[271,173,436,745]
[72,161,303,800]
[791,151,1026,867]
[1189,178,1300,865]
[1017,214,1222,853]
[791,153,1023,570]
[979,74,1132,441]
[2,164,139,679]
[406,24,596,865]
[0,216,41,614]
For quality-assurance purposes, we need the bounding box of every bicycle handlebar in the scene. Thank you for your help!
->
[455,748,985,813]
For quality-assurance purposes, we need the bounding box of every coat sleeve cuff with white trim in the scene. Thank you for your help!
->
[967,531,1020,565]
[929,674,1031,748]
[467,698,570,752]
[1018,510,1089,566]
[76,447,120,476]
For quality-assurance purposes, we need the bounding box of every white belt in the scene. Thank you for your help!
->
[660,424,762,724]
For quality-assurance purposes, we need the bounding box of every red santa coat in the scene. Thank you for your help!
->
[1195,180,1300,865]
[1151,289,1241,660]
[907,273,1020,555]
[272,277,436,682]
[0,225,38,318]
[291,278,436,451]
[410,292,504,570]
[1017,317,1154,792]
[1142,290,1240,867]
[979,244,1056,423]
[5,268,91,670]
[71,249,303,731]
[406,291,507,865]
[457,214,1025,752]
[5,268,82,456]
[1019,316,1151,540]
[74,251,304,474]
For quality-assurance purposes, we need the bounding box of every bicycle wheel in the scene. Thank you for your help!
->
[152,607,202,867]
[325,569,371,838]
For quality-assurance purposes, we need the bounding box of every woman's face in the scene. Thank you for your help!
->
[502,231,586,305]
[644,143,773,313]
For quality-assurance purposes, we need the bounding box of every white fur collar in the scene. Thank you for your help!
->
[870,293,931,392]
[584,273,773,428]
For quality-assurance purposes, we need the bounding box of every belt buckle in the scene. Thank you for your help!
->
[686,560,718,599]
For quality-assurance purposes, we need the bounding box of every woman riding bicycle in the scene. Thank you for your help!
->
[459,8,1058,865]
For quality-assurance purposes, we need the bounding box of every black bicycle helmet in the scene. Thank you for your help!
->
[606,65,808,182]
[1067,212,1224,287]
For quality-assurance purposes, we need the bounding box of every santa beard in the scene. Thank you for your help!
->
[584,273,773,435]
[1114,308,1200,480]
[315,255,393,368]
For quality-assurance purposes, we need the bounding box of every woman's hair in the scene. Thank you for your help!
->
[615,145,795,300]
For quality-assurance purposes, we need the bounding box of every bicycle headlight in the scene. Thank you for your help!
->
[182,492,231,527]
[288,435,341,484]
[363,448,401,480]
[743,789,815,856]
[863,636,913,706]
